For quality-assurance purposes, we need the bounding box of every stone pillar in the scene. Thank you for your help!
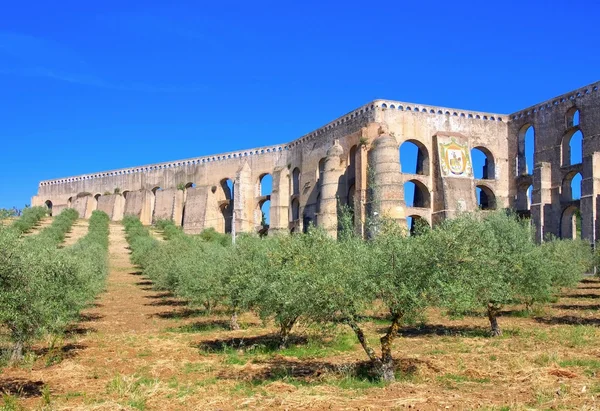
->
[354,143,369,237]
[234,162,254,234]
[269,166,290,234]
[319,140,345,237]
[369,134,406,228]
[531,161,552,243]
[581,152,600,244]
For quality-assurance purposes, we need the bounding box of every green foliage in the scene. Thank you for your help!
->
[121,210,591,382]
[0,210,109,362]
[10,206,47,234]
[31,208,78,245]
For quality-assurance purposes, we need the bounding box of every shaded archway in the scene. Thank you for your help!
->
[292,168,301,196]
[518,124,535,175]
[471,147,495,180]
[561,206,582,239]
[291,198,300,222]
[44,200,53,216]
[407,215,429,235]
[476,185,497,210]
[404,180,430,208]
[400,140,429,175]
[181,183,196,226]
[220,179,234,234]
[561,129,583,166]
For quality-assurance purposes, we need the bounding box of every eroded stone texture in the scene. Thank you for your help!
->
[32,81,600,242]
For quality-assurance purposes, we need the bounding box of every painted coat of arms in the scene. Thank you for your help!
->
[439,138,472,177]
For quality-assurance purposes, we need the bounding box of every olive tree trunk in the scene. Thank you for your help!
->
[487,304,502,337]
[230,311,240,330]
[10,340,24,364]
[278,316,298,349]
[344,313,402,382]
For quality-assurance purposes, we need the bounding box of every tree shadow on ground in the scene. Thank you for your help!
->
[135,280,154,287]
[376,324,490,338]
[33,343,86,359]
[144,299,188,307]
[144,292,174,299]
[152,307,206,319]
[129,270,143,276]
[220,357,431,383]
[580,278,600,284]
[167,319,231,333]
[0,378,44,398]
[197,334,309,354]
[553,304,600,311]
[560,293,600,299]
[534,316,600,326]
[78,313,103,322]
[577,286,600,290]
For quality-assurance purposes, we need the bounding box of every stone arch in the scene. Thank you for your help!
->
[257,197,270,228]
[122,190,130,200]
[516,183,533,212]
[292,168,301,196]
[44,200,53,216]
[67,197,73,208]
[476,185,497,210]
[400,139,429,175]
[258,173,272,197]
[518,124,535,175]
[566,107,580,128]
[347,145,358,183]
[404,180,430,208]
[560,205,581,239]
[561,128,584,166]
[471,146,495,180]
[562,171,582,201]
[407,214,430,235]
[219,178,234,234]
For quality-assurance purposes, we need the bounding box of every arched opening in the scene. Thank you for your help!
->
[562,172,582,201]
[518,124,535,175]
[561,129,583,166]
[516,184,533,212]
[566,108,580,128]
[317,158,326,186]
[561,206,582,239]
[259,174,272,197]
[471,147,495,179]
[476,185,497,210]
[257,174,272,228]
[67,197,73,208]
[260,199,271,227]
[151,187,162,194]
[44,200,53,216]
[406,215,429,235]
[404,180,430,208]
[346,145,358,187]
[292,168,301,195]
[400,140,429,175]
[122,190,130,200]
[220,179,234,234]
[291,198,300,222]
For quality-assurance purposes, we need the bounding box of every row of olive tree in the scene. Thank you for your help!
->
[123,211,592,381]
[10,206,47,234]
[0,210,110,363]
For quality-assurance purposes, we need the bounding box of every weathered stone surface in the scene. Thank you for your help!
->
[31,81,600,241]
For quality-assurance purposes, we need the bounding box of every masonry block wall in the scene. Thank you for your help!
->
[32,81,600,243]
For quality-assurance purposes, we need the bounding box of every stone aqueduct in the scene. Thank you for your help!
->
[33,81,600,243]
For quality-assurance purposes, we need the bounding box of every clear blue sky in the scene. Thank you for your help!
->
[1,0,598,209]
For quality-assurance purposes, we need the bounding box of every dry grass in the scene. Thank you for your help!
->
[2,223,600,409]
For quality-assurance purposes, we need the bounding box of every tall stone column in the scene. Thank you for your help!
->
[531,161,552,243]
[581,152,600,245]
[368,133,406,229]
[234,162,254,234]
[269,166,290,235]
[319,140,345,237]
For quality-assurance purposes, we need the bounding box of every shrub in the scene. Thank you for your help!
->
[10,206,47,234]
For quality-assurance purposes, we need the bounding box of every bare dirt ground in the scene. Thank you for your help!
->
[62,220,90,247]
[2,223,600,410]
[22,218,53,236]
